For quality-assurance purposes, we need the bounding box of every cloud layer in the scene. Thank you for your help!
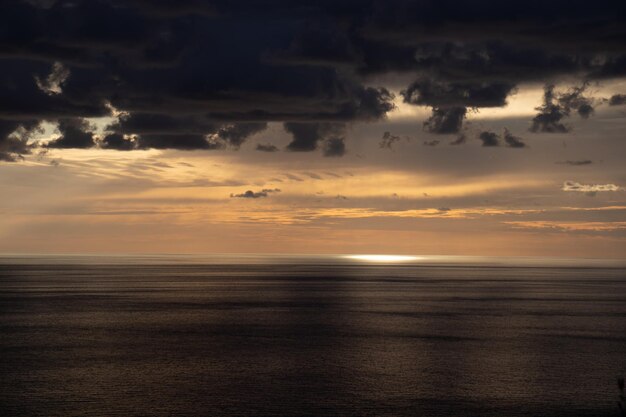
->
[1,0,625,160]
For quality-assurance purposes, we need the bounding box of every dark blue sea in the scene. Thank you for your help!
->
[1,255,625,416]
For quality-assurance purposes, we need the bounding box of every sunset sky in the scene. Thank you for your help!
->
[1,0,625,258]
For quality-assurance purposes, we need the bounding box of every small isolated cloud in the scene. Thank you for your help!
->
[562,181,621,197]
[530,84,596,133]
[530,87,569,133]
[380,131,407,149]
[609,94,626,106]
[478,129,525,148]
[256,143,279,152]
[503,129,526,148]
[558,83,595,119]
[437,207,451,212]
[423,140,440,147]
[558,160,593,166]
[450,134,466,146]
[478,131,500,147]
[230,188,281,199]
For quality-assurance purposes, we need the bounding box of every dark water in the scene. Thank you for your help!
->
[1,259,625,416]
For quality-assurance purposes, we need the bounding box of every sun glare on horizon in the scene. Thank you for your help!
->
[344,254,422,262]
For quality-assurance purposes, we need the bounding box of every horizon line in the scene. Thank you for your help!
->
[1,252,625,267]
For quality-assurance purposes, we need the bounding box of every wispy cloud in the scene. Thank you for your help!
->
[557,160,593,166]
[505,221,626,232]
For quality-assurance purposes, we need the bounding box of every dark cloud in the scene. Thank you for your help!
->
[423,140,440,147]
[284,123,328,152]
[503,129,526,148]
[478,131,500,147]
[109,114,267,150]
[230,188,281,199]
[1,0,625,154]
[322,137,346,157]
[530,84,596,133]
[576,103,594,119]
[215,123,268,148]
[0,120,40,161]
[136,134,223,150]
[557,83,595,119]
[609,94,626,105]
[100,133,135,151]
[47,118,96,149]
[284,122,346,156]
[0,1,396,154]
[530,85,569,133]
[402,79,515,108]
[110,114,219,136]
[271,26,359,68]
[424,107,467,134]
[256,143,279,152]
[401,79,515,134]
[361,2,626,75]
[560,160,593,165]
[477,129,526,148]
[379,131,402,149]
[0,60,110,121]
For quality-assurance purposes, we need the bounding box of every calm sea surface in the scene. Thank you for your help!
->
[1,256,625,416]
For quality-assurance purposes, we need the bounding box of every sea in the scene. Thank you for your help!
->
[1,254,625,417]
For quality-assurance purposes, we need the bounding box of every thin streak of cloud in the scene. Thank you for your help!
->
[505,221,626,232]
[562,181,621,193]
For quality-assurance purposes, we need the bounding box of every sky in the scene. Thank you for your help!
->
[1,0,625,258]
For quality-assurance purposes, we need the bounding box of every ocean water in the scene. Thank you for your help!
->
[1,255,625,416]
